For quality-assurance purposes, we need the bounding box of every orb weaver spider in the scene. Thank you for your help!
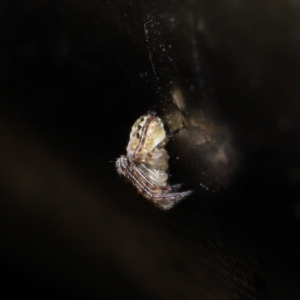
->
[116,112,192,210]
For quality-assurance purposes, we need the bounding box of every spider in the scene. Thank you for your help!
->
[116,112,193,210]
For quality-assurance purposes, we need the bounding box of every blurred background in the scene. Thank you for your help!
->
[1,0,300,298]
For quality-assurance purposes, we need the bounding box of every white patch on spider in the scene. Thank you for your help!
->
[116,112,192,210]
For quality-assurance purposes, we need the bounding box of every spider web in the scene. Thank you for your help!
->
[140,0,238,191]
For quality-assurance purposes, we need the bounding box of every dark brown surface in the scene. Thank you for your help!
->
[0,0,300,299]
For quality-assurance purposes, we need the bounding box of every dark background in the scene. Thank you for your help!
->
[1,0,300,299]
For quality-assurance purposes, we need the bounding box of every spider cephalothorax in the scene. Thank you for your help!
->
[116,112,192,210]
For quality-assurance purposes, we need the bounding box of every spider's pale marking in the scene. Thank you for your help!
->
[116,112,192,210]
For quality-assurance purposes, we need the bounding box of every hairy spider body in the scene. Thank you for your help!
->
[116,112,192,210]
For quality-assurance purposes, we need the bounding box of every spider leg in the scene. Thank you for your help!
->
[167,183,184,192]
[150,189,193,210]
[117,156,159,198]
[116,156,193,210]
